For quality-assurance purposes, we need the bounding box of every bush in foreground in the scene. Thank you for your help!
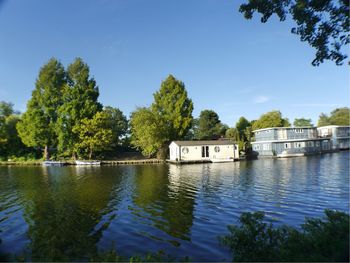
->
[220,210,349,262]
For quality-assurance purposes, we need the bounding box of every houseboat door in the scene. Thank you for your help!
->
[201,146,209,158]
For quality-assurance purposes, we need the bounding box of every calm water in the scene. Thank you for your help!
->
[0,152,349,261]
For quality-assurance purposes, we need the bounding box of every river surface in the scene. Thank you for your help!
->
[0,151,349,261]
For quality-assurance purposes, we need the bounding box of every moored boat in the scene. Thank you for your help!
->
[75,160,101,166]
[42,161,67,166]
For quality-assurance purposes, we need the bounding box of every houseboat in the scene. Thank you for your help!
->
[251,127,330,158]
[317,125,350,150]
[168,140,239,163]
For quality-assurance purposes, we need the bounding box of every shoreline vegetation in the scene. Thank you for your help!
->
[1,58,349,163]
[1,210,348,262]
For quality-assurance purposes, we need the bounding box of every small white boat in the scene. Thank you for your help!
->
[75,160,101,166]
[42,161,67,166]
[210,158,234,163]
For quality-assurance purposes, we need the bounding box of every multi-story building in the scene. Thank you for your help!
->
[317,125,350,150]
[251,127,331,157]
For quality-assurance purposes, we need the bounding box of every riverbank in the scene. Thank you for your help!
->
[0,159,164,166]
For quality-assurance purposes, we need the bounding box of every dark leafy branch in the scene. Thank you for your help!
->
[239,0,350,66]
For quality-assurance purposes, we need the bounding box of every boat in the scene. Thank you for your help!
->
[75,160,101,166]
[210,158,234,163]
[42,160,67,166]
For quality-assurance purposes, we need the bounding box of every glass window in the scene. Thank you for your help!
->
[214,146,220,152]
[182,147,189,154]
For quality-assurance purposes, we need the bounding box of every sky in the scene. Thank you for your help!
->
[0,0,348,126]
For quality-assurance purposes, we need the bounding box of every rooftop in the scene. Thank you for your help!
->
[171,140,236,146]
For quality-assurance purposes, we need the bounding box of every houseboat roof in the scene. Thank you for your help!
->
[253,127,316,133]
[171,140,236,146]
[317,125,350,128]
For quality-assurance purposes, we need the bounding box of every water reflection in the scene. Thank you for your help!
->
[0,152,349,261]
[0,166,125,261]
[132,165,196,241]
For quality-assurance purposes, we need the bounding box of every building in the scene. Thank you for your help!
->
[317,125,350,150]
[251,127,330,157]
[169,140,239,163]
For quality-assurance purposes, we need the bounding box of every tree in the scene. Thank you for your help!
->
[317,113,331,126]
[103,106,128,146]
[0,101,17,117]
[194,109,225,139]
[252,110,290,130]
[293,118,313,127]
[329,107,350,125]
[130,107,165,157]
[17,58,66,159]
[57,58,102,158]
[225,128,239,140]
[72,111,113,159]
[317,107,350,126]
[239,0,349,66]
[151,75,193,141]
[235,116,251,142]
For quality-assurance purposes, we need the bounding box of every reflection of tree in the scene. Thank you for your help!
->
[7,166,124,261]
[133,165,196,241]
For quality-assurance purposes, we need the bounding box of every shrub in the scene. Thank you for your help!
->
[220,210,349,262]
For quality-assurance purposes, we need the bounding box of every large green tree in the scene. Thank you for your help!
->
[317,107,350,126]
[131,75,193,158]
[239,0,349,66]
[151,75,193,141]
[252,110,290,130]
[17,58,66,159]
[194,109,225,139]
[103,106,128,146]
[57,58,102,157]
[72,111,113,159]
[130,107,165,157]
[293,118,313,127]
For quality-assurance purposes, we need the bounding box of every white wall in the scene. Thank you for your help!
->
[179,144,238,161]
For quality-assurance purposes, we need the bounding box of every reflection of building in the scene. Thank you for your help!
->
[251,127,330,157]
[168,140,239,163]
[317,125,350,150]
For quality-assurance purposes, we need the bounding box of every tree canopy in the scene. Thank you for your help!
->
[252,110,291,130]
[317,107,350,126]
[57,58,102,157]
[17,58,66,159]
[73,111,113,159]
[293,118,313,127]
[239,0,349,66]
[130,107,165,157]
[194,110,227,139]
[131,75,193,158]
[151,75,193,141]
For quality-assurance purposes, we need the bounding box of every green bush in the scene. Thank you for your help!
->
[220,210,349,262]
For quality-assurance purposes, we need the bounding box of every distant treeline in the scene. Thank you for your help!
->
[0,58,349,160]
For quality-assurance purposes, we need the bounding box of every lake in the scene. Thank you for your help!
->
[0,151,349,261]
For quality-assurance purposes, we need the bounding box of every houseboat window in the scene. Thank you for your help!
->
[263,144,270,150]
[182,147,189,154]
[234,145,237,150]
[214,146,220,152]
[201,146,209,158]
[315,141,320,147]
[294,129,304,133]
[284,143,290,149]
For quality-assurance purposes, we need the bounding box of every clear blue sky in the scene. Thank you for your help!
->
[0,0,348,126]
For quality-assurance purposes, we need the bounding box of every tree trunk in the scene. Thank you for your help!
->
[89,148,93,160]
[43,145,49,160]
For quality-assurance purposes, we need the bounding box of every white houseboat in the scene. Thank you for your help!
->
[168,140,239,163]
